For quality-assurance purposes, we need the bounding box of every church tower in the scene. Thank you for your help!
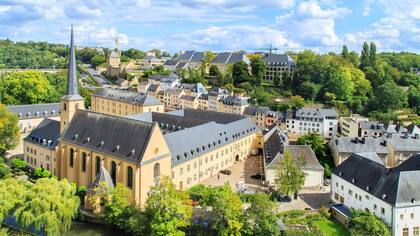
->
[60,25,85,134]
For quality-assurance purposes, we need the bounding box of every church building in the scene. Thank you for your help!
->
[25,27,261,206]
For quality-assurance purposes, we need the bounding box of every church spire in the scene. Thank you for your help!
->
[63,25,83,100]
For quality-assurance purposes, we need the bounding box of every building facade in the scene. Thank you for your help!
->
[331,153,420,236]
[7,103,60,133]
[261,53,296,81]
[339,114,369,137]
[91,88,164,116]
[286,108,338,139]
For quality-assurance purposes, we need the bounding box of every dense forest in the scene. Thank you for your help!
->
[0,39,168,69]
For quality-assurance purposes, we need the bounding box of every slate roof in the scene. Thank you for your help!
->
[262,53,296,66]
[147,84,160,92]
[24,119,60,150]
[290,108,338,119]
[181,83,207,94]
[87,165,114,192]
[173,108,245,124]
[92,88,163,106]
[385,134,420,152]
[264,128,287,166]
[208,87,229,96]
[64,25,84,100]
[166,118,258,166]
[150,74,179,83]
[407,124,420,136]
[175,61,188,72]
[243,106,272,116]
[333,153,420,207]
[8,103,60,120]
[60,110,155,165]
[221,95,249,106]
[267,145,324,171]
[199,94,209,100]
[211,52,248,64]
[180,95,197,101]
[164,59,179,66]
[329,137,389,154]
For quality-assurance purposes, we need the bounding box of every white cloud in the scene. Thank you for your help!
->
[275,1,350,48]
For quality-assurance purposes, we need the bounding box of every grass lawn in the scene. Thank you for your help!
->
[314,218,350,236]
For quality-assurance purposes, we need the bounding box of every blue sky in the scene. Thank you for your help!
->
[0,0,419,53]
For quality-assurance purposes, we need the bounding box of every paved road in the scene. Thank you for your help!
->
[84,65,111,86]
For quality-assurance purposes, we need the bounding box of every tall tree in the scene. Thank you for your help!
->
[144,176,192,236]
[13,178,80,235]
[370,81,408,113]
[341,45,349,59]
[0,104,19,156]
[105,183,131,229]
[369,42,377,66]
[250,59,267,86]
[232,61,250,85]
[274,151,306,197]
[360,42,370,69]
[202,184,244,235]
[273,71,281,88]
[244,193,280,236]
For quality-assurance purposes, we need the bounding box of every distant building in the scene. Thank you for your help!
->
[331,152,420,236]
[163,51,204,73]
[217,95,249,115]
[263,125,324,188]
[339,114,369,137]
[261,53,296,81]
[7,103,61,133]
[243,106,281,129]
[286,108,338,139]
[148,74,180,91]
[329,134,420,166]
[210,52,249,74]
[107,49,121,77]
[360,121,406,138]
[91,88,164,116]
[23,119,60,174]
[138,56,166,70]
[208,87,229,111]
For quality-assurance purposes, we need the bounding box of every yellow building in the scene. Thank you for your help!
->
[91,88,164,116]
[24,27,261,207]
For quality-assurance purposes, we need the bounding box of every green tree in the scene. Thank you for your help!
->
[0,104,19,156]
[250,59,267,86]
[244,193,280,236]
[11,158,26,171]
[90,54,106,67]
[369,42,377,66]
[252,87,272,106]
[122,48,145,60]
[150,49,161,58]
[144,176,192,236]
[360,42,370,69]
[33,167,51,179]
[13,178,80,235]
[324,68,353,101]
[370,81,408,113]
[273,71,281,88]
[348,51,359,67]
[299,81,319,101]
[289,95,305,110]
[0,157,10,179]
[274,151,306,197]
[349,210,390,236]
[105,183,131,229]
[0,178,27,222]
[408,85,420,114]
[0,71,56,105]
[202,184,244,235]
[232,61,250,85]
[341,45,349,59]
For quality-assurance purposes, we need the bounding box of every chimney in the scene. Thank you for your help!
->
[354,137,358,144]
[361,137,366,144]
[404,133,409,139]
[415,134,419,140]
[382,140,387,146]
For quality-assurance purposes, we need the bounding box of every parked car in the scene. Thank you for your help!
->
[250,173,265,180]
[219,169,232,175]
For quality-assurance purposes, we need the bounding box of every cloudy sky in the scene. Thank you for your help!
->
[0,0,419,53]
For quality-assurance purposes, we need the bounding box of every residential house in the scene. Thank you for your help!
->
[8,103,61,133]
[331,152,420,236]
[286,108,338,139]
[339,114,369,137]
[210,52,249,74]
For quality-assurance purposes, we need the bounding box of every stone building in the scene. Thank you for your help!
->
[90,88,164,117]
[7,103,60,133]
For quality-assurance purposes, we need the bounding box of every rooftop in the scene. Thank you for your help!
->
[333,153,420,207]
[92,88,162,106]
[8,103,61,120]
[24,119,60,150]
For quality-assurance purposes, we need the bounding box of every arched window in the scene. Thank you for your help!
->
[69,148,74,167]
[95,156,101,175]
[111,161,117,185]
[63,103,67,111]
[127,167,133,188]
[153,163,160,179]
[81,152,87,172]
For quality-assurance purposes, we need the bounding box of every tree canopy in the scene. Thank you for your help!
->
[274,151,306,196]
[0,103,19,156]
[349,210,390,236]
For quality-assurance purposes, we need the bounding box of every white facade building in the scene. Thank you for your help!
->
[331,153,420,236]
[286,108,338,139]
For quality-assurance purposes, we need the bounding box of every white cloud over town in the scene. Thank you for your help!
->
[0,0,418,53]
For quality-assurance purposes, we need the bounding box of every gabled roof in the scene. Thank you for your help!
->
[24,119,60,150]
[333,153,420,207]
[88,165,115,192]
[221,95,249,106]
[172,108,246,124]
[61,110,155,165]
[267,145,324,171]
[93,88,162,106]
[211,52,248,64]
[329,137,389,154]
[292,108,338,119]
[180,95,197,101]
[262,53,296,66]
[8,103,60,120]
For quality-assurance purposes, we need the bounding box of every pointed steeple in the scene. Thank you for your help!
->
[63,25,83,100]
